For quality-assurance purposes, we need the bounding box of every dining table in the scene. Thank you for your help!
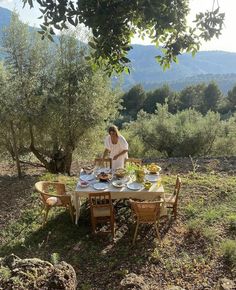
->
[71,169,165,225]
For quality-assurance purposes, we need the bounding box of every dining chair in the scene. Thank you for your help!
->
[124,158,142,167]
[129,200,163,245]
[35,181,74,224]
[89,191,115,238]
[164,175,182,219]
[94,158,112,169]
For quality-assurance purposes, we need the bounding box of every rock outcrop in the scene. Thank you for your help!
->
[0,254,76,290]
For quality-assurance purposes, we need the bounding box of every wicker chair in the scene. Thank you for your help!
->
[130,200,163,244]
[89,192,115,238]
[35,181,74,224]
[164,175,182,219]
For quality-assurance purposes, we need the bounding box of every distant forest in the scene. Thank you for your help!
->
[120,82,236,122]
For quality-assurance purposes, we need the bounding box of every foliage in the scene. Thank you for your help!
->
[178,83,206,112]
[122,84,146,120]
[143,84,174,114]
[202,82,223,113]
[227,85,236,112]
[0,14,120,174]
[123,81,226,117]
[23,0,225,74]
[125,105,225,157]
[212,114,236,156]
[0,13,50,176]
[227,215,236,235]
[221,240,236,268]
[50,252,60,265]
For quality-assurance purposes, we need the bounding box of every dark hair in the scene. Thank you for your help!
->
[108,125,119,136]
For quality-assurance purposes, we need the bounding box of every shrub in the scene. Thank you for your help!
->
[186,219,216,244]
[221,239,236,267]
[184,204,198,219]
[126,105,228,157]
[227,215,236,235]
[186,219,204,235]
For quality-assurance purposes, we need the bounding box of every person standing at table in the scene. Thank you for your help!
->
[102,125,128,170]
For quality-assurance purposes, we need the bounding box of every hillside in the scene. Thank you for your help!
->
[0,159,236,289]
[0,6,11,29]
[124,46,236,93]
[1,6,236,93]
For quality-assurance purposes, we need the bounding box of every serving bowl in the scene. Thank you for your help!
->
[147,163,161,174]
[97,172,112,182]
[115,168,127,178]
[79,180,89,188]
[144,181,152,190]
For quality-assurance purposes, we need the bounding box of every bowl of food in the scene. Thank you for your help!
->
[97,172,112,182]
[115,168,127,178]
[79,180,89,188]
[144,181,152,190]
[147,163,162,174]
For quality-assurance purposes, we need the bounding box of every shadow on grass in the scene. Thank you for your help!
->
[0,203,174,290]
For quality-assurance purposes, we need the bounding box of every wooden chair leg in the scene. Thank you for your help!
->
[132,222,139,245]
[69,206,74,223]
[154,222,161,243]
[44,206,50,225]
[173,205,177,219]
[91,216,96,234]
[111,216,115,238]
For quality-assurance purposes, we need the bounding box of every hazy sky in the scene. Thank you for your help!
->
[0,0,235,52]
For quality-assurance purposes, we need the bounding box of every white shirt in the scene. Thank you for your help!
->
[104,135,128,170]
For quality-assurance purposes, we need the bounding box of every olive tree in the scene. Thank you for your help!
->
[1,14,120,174]
[29,33,120,174]
[0,13,52,177]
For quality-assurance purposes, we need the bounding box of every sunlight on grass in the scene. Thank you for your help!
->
[1,171,236,289]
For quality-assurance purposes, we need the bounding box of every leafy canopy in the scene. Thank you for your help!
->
[23,0,225,74]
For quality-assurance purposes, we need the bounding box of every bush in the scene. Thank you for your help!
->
[125,105,232,157]
[227,215,236,235]
[186,219,216,244]
[221,239,236,267]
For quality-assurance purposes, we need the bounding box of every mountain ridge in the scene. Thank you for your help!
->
[1,6,236,93]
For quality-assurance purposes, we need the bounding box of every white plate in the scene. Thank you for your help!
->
[80,174,96,182]
[145,174,159,182]
[112,180,126,188]
[127,182,144,191]
[93,182,109,190]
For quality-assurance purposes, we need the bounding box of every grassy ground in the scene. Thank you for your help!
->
[0,163,236,290]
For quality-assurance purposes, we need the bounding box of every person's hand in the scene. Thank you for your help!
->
[113,155,118,160]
